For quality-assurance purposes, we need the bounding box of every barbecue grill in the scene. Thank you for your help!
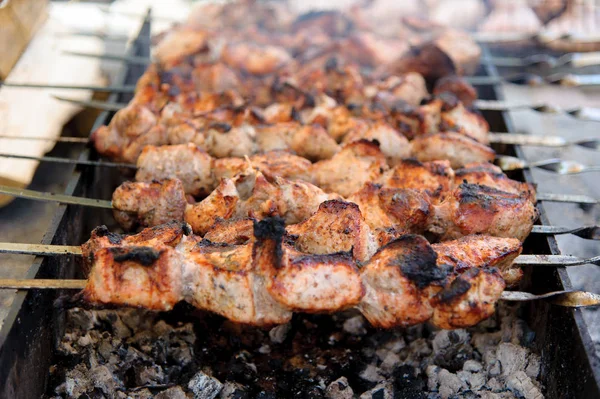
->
[0,8,599,399]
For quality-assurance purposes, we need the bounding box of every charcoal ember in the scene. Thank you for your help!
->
[359,364,384,383]
[67,308,98,331]
[155,386,188,399]
[188,371,223,399]
[117,388,154,399]
[56,364,92,398]
[325,377,353,399]
[431,330,473,371]
[96,310,132,339]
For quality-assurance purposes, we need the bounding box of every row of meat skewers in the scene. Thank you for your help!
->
[3,1,598,329]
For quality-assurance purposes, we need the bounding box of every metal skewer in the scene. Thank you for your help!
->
[0,81,136,93]
[0,135,89,144]
[0,153,137,169]
[531,225,600,240]
[52,95,127,112]
[1,151,594,177]
[0,275,595,307]
[465,73,600,87]
[63,51,151,66]
[488,134,599,150]
[497,156,600,175]
[482,52,600,69]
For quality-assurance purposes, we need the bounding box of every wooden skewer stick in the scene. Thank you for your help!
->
[0,279,87,290]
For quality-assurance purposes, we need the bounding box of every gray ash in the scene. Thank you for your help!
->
[47,304,543,398]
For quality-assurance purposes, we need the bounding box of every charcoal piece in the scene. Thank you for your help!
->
[188,371,223,399]
[90,365,120,397]
[462,360,483,373]
[496,343,528,378]
[343,316,367,336]
[269,322,291,344]
[219,382,249,399]
[68,308,98,331]
[136,364,166,386]
[325,377,353,399]
[59,364,92,397]
[359,364,384,383]
[437,369,464,399]
[358,382,392,399]
[432,330,473,371]
[155,386,188,399]
[506,371,543,399]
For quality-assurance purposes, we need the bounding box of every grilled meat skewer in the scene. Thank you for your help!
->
[81,218,519,329]
[113,163,537,242]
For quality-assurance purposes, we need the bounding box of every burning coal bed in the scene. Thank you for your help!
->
[46,304,543,399]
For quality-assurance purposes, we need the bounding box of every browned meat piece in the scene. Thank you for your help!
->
[112,179,188,231]
[204,124,258,158]
[479,0,542,36]
[203,218,255,245]
[385,29,481,80]
[136,144,215,197]
[341,121,411,166]
[84,245,185,310]
[187,169,337,234]
[410,132,496,169]
[341,32,410,67]
[312,140,388,197]
[379,159,454,203]
[375,72,429,107]
[432,235,523,286]
[439,94,489,144]
[267,245,364,312]
[214,150,314,183]
[391,100,442,140]
[255,123,341,161]
[541,0,600,52]
[286,200,377,263]
[430,183,539,241]
[91,104,167,164]
[358,235,445,328]
[184,179,240,234]
[348,184,432,245]
[221,42,292,75]
[532,0,566,24]
[433,75,477,108]
[431,268,505,329]
[154,28,211,68]
[455,163,536,202]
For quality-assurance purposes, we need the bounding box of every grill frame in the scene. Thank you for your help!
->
[0,18,598,397]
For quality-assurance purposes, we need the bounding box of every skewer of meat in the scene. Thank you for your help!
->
[80,218,518,329]
[113,160,538,243]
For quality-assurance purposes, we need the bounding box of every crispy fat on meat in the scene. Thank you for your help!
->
[431,183,538,242]
[136,144,215,197]
[359,235,446,328]
[410,132,496,169]
[112,179,188,231]
[455,163,536,203]
[432,235,523,286]
[431,268,505,330]
[379,159,454,203]
[312,140,388,197]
